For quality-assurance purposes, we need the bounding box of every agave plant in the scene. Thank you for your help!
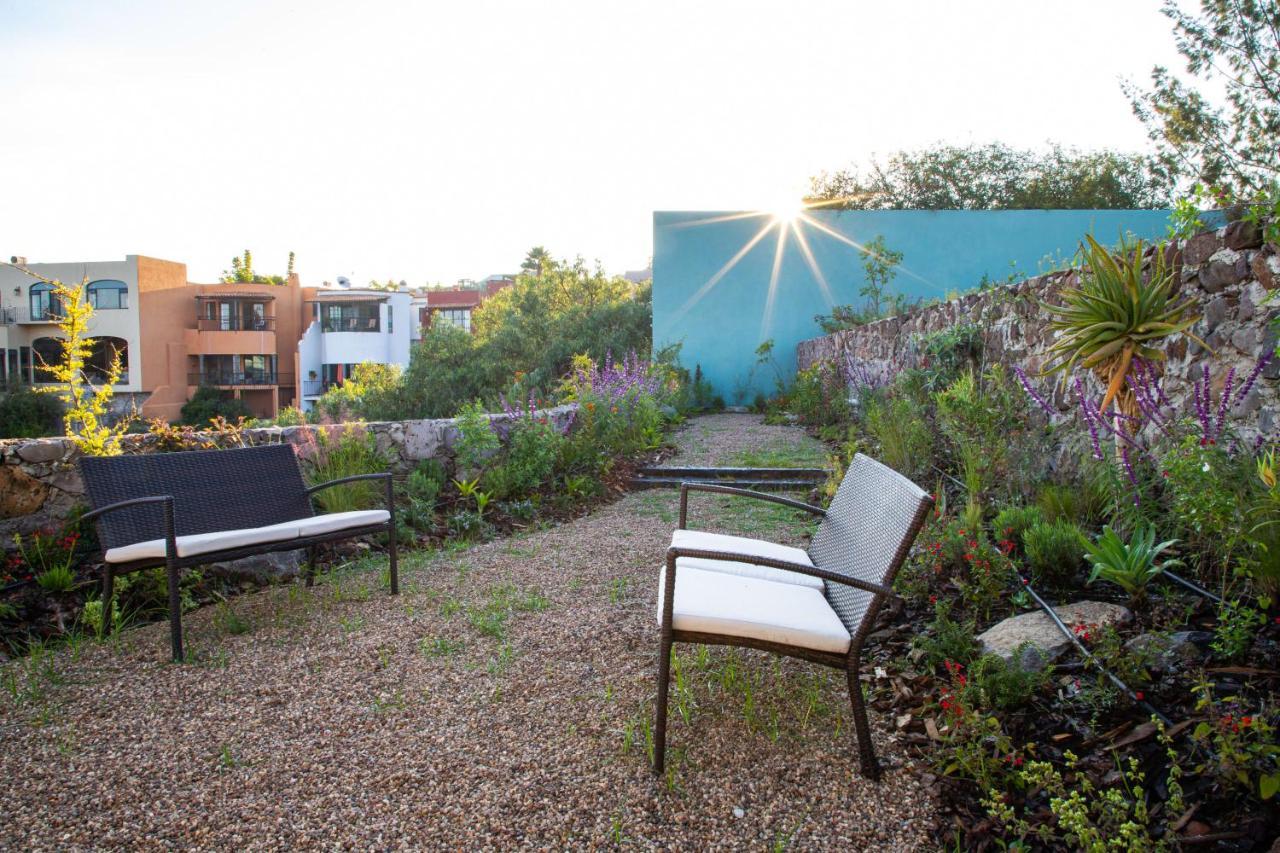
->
[1043,234,1204,418]
[1083,523,1182,604]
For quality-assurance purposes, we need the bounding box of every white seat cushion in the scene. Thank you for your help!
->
[657,563,851,654]
[669,529,821,590]
[295,509,390,538]
[104,521,300,564]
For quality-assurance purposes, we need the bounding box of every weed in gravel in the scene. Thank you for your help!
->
[3,640,63,711]
[467,583,549,640]
[420,635,465,657]
[370,690,407,715]
[487,643,516,677]
[213,602,251,636]
[339,615,364,634]
[440,597,462,618]
[608,576,630,606]
[215,744,243,771]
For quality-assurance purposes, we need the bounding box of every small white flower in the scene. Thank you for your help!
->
[1202,462,1211,472]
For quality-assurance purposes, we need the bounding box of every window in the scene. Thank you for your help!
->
[30,337,65,382]
[19,347,31,383]
[321,302,380,333]
[388,305,393,334]
[87,279,128,310]
[29,282,63,321]
[86,337,129,384]
[434,308,471,332]
[321,363,358,388]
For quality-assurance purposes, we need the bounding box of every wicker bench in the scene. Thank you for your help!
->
[80,443,398,661]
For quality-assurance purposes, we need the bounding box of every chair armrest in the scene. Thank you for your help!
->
[678,482,826,529]
[665,545,896,599]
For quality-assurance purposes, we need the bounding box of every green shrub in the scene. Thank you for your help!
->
[453,400,500,476]
[273,405,307,427]
[180,386,251,427]
[915,600,980,671]
[992,505,1045,552]
[303,424,389,513]
[1024,519,1086,586]
[790,361,851,428]
[0,381,63,439]
[483,418,563,500]
[1036,476,1108,527]
[964,653,1049,711]
[864,393,933,482]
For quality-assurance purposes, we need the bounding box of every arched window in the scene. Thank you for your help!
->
[86,337,128,384]
[87,279,129,310]
[30,337,65,382]
[29,282,63,321]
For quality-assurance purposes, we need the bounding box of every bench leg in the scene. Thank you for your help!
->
[653,634,673,774]
[847,658,880,781]
[166,561,183,662]
[99,566,114,640]
[305,545,317,588]
[387,523,399,595]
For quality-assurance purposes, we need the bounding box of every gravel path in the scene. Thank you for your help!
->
[0,414,936,850]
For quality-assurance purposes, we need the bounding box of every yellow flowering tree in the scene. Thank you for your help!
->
[19,269,128,456]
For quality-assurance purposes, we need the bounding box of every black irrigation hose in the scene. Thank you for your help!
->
[1017,573,1172,726]
[1158,569,1222,604]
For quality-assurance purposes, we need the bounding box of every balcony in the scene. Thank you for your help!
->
[197,316,277,332]
[188,371,279,388]
[2,307,64,325]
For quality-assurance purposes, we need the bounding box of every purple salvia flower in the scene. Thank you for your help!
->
[1233,351,1272,408]
[1015,365,1055,417]
[1214,366,1235,442]
[1120,441,1140,507]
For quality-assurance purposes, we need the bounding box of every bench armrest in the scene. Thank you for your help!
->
[82,495,178,561]
[665,545,896,598]
[678,482,826,529]
[306,473,396,522]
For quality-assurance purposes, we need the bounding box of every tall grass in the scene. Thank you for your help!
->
[301,424,389,513]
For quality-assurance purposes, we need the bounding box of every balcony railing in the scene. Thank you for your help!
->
[302,380,325,396]
[188,372,279,387]
[2,307,64,324]
[321,319,381,333]
[197,317,276,332]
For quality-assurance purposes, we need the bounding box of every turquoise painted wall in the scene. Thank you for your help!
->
[652,209,1175,402]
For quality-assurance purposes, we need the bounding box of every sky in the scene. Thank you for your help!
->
[0,0,1188,286]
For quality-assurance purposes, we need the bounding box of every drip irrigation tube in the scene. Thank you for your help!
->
[1016,573,1172,726]
[1158,569,1222,604]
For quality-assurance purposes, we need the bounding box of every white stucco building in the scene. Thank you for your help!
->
[297,286,413,411]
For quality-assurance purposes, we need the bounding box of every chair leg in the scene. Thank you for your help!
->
[305,545,317,588]
[166,562,183,663]
[653,634,673,774]
[99,566,114,640]
[847,661,880,781]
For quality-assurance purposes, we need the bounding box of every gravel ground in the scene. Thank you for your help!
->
[0,414,937,850]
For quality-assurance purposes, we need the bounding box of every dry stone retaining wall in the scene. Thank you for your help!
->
[797,220,1279,442]
[0,405,578,540]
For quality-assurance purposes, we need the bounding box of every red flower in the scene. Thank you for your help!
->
[1135,691,1144,701]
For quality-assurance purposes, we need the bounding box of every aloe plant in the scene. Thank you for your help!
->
[1043,235,1203,417]
[1083,523,1182,604]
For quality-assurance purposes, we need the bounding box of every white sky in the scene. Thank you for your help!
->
[0,0,1187,285]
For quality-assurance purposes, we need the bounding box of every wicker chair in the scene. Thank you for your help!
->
[654,453,932,780]
[79,444,398,661]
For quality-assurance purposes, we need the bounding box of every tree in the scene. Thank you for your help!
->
[815,235,907,332]
[1125,0,1279,195]
[180,386,252,426]
[219,249,288,285]
[520,246,553,277]
[13,267,128,455]
[808,143,1172,210]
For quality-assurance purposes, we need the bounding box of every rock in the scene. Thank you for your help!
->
[0,465,50,518]
[15,441,67,464]
[1125,631,1210,672]
[1198,248,1249,292]
[976,601,1133,671]
[1202,296,1229,332]
[1183,231,1221,266]
[45,468,85,495]
[1224,219,1263,250]
[1252,251,1280,290]
[203,549,303,585]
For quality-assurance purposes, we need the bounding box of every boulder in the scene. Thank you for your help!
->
[1183,231,1222,266]
[1125,631,1210,672]
[203,549,303,585]
[977,600,1133,671]
[16,441,67,464]
[0,465,50,518]
[1198,248,1249,292]
[1252,251,1279,290]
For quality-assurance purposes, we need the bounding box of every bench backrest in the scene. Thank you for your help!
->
[808,453,932,639]
[80,444,314,551]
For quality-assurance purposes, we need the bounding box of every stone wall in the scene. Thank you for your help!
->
[0,405,578,540]
[796,220,1279,441]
